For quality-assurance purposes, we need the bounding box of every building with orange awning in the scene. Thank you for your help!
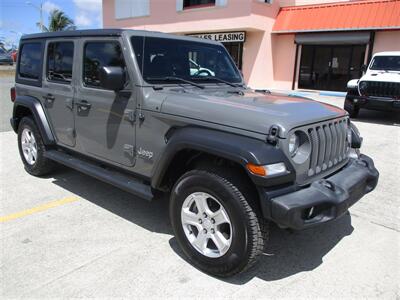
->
[103,0,400,92]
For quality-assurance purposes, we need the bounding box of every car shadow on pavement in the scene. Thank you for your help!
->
[50,165,354,284]
[169,214,354,284]
[352,109,400,126]
[50,166,173,235]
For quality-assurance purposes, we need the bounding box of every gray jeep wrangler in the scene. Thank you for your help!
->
[10,29,379,277]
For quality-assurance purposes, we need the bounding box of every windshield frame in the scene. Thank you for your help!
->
[369,55,400,71]
[129,34,244,87]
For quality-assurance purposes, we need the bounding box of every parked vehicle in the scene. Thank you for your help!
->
[345,51,400,117]
[10,29,379,277]
[10,50,18,62]
[0,48,13,65]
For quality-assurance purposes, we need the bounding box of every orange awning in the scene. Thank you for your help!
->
[272,0,400,33]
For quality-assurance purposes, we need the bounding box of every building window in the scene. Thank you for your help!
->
[46,42,74,84]
[115,0,149,19]
[83,41,126,89]
[183,0,215,10]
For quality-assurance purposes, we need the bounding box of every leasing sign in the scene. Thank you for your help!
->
[188,31,246,43]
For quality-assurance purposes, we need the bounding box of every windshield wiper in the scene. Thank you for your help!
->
[147,76,204,89]
[199,76,242,88]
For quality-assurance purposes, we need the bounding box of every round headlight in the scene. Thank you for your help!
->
[359,81,368,95]
[288,133,299,157]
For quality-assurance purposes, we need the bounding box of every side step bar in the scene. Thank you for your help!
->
[45,150,153,201]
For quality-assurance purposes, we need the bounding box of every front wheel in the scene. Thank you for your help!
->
[170,169,268,277]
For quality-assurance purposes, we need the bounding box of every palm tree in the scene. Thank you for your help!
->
[38,9,76,32]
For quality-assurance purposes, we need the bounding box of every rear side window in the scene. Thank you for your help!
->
[47,42,74,83]
[19,43,42,80]
[83,41,126,88]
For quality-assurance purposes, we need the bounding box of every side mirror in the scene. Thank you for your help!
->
[99,66,125,91]
[361,64,367,73]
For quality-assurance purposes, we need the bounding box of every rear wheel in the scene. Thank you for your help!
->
[170,169,268,277]
[17,117,55,176]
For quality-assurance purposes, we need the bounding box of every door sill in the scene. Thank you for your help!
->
[45,150,153,201]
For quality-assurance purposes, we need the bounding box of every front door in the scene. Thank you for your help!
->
[42,40,76,147]
[298,45,366,92]
[74,38,136,167]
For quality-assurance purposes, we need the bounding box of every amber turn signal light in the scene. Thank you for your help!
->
[246,163,267,176]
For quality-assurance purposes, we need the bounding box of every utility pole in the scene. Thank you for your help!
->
[26,1,44,32]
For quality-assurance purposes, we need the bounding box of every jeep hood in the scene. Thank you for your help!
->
[361,71,400,83]
[160,89,346,138]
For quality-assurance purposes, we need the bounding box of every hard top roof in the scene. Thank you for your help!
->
[20,28,222,45]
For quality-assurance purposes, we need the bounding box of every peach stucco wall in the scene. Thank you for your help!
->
[103,0,378,90]
[373,30,400,54]
[102,0,290,88]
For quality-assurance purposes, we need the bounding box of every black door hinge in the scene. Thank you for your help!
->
[123,144,135,157]
[124,109,136,123]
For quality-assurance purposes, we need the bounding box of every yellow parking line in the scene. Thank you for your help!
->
[0,196,79,223]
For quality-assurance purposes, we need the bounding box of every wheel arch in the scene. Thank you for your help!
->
[151,127,295,191]
[11,95,55,145]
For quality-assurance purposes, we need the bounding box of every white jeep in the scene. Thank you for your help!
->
[344,51,400,118]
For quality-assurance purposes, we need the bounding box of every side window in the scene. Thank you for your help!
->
[19,43,42,80]
[83,41,126,88]
[183,0,215,9]
[46,42,74,84]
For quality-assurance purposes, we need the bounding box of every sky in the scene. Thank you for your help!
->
[0,0,103,48]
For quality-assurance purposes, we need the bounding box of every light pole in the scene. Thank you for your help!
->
[26,1,44,32]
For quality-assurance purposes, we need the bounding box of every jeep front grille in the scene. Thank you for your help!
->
[307,118,349,177]
[360,81,400,98]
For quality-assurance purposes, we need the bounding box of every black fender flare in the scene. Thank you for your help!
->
[11,95,55,145]
[151,127,295,189]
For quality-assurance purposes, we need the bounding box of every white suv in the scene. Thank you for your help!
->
[344,51,400,118]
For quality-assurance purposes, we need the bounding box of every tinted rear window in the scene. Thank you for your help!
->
[19,43,42,80]
[47,42,74,83]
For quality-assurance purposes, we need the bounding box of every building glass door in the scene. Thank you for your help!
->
[298,44,366,91]
[223,42,243,70]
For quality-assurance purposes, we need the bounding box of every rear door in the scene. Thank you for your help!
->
[74,37,136,166]
[41,40,76,147]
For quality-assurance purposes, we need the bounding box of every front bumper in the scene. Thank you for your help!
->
[346,94,400,112]
[261,154,379,230]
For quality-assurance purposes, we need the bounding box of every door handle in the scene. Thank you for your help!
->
[76,100,92,112]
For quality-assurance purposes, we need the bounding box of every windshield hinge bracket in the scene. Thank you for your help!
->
[267,125,280,145]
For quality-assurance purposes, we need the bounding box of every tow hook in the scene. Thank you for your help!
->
[320,180,335,191]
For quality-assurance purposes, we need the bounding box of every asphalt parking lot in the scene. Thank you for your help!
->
[1,68,399,298]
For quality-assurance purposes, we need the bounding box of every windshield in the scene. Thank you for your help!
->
[131,36,242,84]
[370,56,400,71]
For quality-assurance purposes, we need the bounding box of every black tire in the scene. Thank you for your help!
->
[170,169,268,277]
[344,100,360,118]
[17,116,55,176]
